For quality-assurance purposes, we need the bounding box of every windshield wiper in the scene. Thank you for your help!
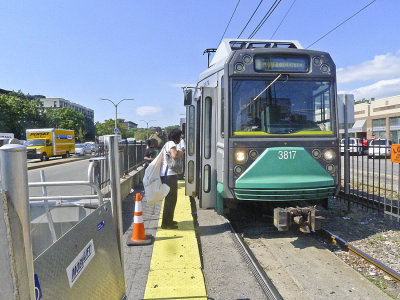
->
[241,74,287,111]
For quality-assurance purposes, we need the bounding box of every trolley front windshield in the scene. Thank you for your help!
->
[232,79,333,135]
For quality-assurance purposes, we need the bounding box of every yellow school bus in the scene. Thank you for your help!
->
[26,128,75,161]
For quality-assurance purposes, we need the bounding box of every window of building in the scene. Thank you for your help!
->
[372,118,386,128]
[390,117,400,126]
[53,101,57,107]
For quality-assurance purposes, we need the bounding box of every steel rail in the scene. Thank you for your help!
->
[321,229,400,283]
[221,215,283,300]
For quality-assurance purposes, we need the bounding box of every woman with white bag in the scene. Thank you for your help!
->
[160,128,184,229]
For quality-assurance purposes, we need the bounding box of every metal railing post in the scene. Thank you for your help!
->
[105,135,125,276]
[344,95,351,211]
[0,144,35,299]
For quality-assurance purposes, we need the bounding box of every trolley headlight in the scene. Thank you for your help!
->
[323,149,336,161]
[235,62,245,72]
[234,165,243,175]
[249,149,259,160]
[36,149,42,154]
[234,149,248,164]
[243,55,252,64]
[326,164,335,173]
[313,56,322,66]
[312,149,321,159]
[320,64,330,73]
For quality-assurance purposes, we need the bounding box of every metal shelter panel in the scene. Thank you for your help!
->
[34,201,126,300]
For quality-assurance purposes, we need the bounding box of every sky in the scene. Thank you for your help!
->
[1,0,399,127]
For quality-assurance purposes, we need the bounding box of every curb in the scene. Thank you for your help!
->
[27,156,91,170]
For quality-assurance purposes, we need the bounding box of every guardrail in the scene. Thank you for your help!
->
[97,142,146,190]
[340,143,400,221]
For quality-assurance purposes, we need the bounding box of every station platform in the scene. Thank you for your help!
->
[123,182,207,300]
[123,181,265,299]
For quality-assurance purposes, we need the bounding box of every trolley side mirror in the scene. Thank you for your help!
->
[184,89,193,106]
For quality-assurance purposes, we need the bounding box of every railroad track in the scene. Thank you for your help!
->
[320,228,400,283]
[227,202,398,299]
[221,215,283,300]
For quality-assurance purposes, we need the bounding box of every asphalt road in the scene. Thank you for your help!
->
[341,155,400,178]
[28,158,92,197]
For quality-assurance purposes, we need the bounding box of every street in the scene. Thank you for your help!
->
[28,158,92,197]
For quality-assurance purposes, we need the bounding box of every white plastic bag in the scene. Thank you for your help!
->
[142,147,170,206]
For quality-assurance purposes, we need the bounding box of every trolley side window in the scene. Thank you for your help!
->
[188,105,195,156]
[204,97,212,158]
[221,76,224,138]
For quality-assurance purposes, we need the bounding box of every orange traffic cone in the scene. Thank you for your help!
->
[127,193,153,246]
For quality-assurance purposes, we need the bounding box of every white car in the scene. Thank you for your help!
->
[75,144,91,156]
[84,142,96,153]
[340,138,363,155]
[368,139,392,158]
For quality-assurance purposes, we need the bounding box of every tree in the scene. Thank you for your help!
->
[164,125,180,137]
[95,119,128,138]
[134,128,153,141]
[0,91,47,139]
[46,107,87,141]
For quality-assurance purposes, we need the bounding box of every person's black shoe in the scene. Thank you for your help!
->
[161,224,178,230]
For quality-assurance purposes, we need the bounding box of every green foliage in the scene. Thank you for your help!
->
[164,125,180,137]
[0,91,47,139]
[95,119,128,138]
[134,128,153,141]
[46,107,87,141]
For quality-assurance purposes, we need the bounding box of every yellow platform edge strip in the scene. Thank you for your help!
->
[144,181,207,300]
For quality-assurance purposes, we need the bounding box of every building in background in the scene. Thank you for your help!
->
[123,121,137,130]
[40,98,95,138]
[351,95,400,143]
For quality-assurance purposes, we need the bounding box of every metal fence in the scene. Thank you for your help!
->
[340,143,400,221]
[97,142,146,189]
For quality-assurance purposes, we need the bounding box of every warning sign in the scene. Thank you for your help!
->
[391,144,400,163]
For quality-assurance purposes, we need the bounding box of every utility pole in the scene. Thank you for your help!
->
[140,120,156,139]
[100,98,134,133]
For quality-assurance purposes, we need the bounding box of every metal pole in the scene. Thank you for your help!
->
[344,95,351,211]
[105,135,125,276]
[0,144,35,299]
[115,105,118,132]
[40,170,57,243]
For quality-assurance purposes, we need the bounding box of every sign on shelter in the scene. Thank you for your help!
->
[391,144,400,163]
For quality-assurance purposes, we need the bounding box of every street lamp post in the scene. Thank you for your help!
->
[140,120,156,139]
[100,98,134,133]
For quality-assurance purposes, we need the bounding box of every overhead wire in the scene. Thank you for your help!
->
[219,0,241,45]
[237,0,264,39]
[306,0,377,49]
[248,0,282,39]
[270,0,296,39]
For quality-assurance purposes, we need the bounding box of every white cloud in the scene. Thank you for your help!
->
[136,106,162,116]
[337,50,400,84]
[340,77,400,100]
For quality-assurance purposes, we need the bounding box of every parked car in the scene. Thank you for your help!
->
[368,139,392,158]
[340,138,363,155]
[84,142,96,153]
[75,143,91,156]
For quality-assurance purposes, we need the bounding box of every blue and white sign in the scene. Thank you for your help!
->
[66,240,95,287]
[114,128,119,134]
